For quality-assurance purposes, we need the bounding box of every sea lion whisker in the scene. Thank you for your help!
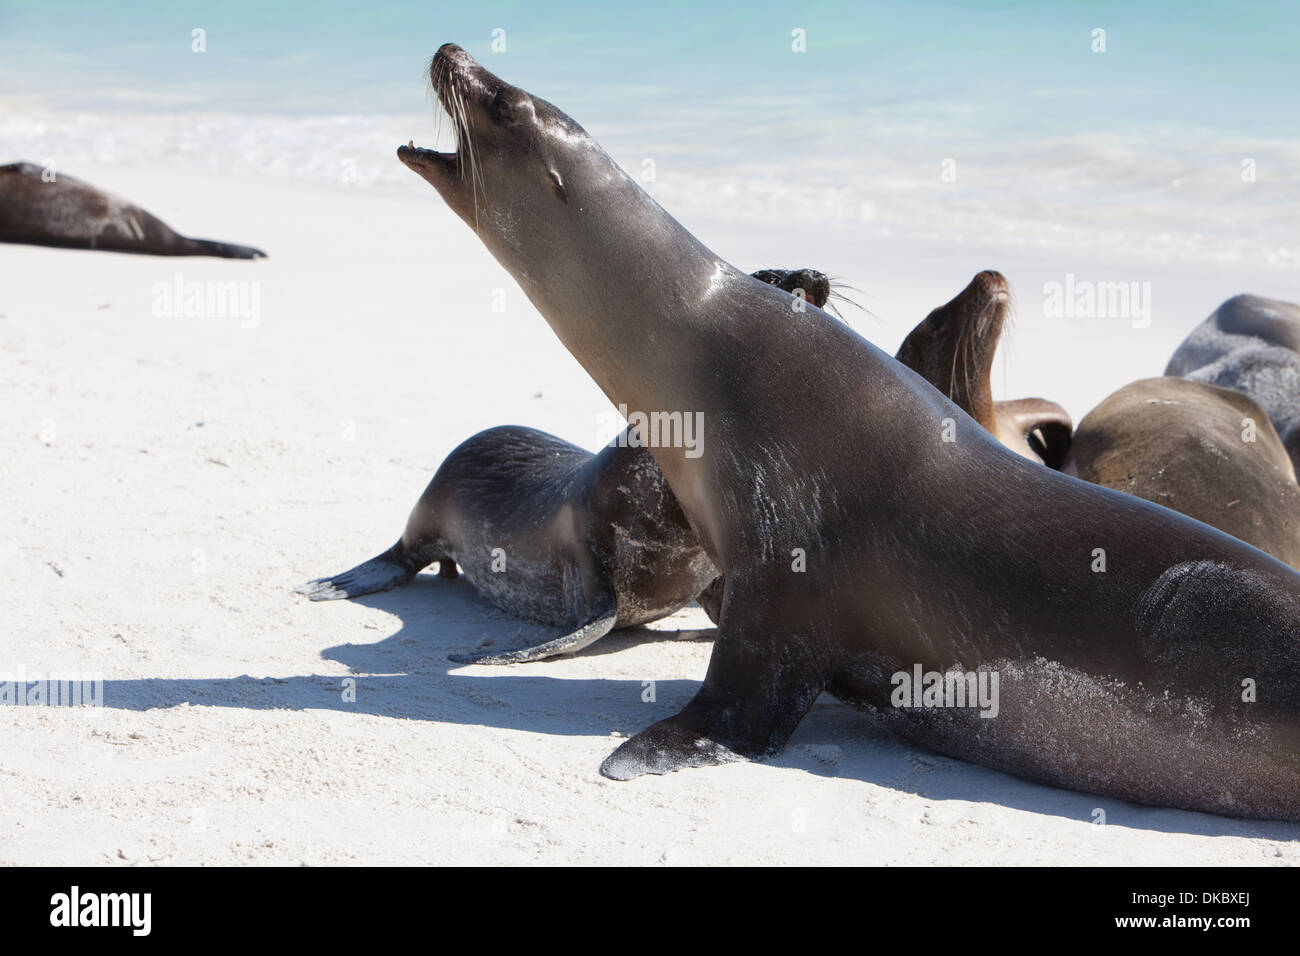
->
[454,82,487,233]
[965,320,978,410]
[830,292,873,323]
[448,81,476,224]
[947,315,965,403]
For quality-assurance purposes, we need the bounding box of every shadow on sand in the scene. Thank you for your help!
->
[93,573,1300,842]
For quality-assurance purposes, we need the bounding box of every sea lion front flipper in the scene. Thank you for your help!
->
[995,398,1074,469]
[600,615,827,780]
[448,607,619,665]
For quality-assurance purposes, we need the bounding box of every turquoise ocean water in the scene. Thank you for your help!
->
[1,0,1297,265]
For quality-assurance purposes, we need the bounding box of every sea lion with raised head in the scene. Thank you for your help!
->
[397,44,1300,819]
[1166,294,1300,474]
[893,269,1073,468]
[299,268,829,664]
[1063,377,1300,569]
[0,162,266,258]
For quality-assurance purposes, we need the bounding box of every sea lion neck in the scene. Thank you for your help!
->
[951,371,997,433]
[506,172,741,416]
[893,325,998,432]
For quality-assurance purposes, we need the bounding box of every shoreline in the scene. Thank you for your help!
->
[5,102,1298,272]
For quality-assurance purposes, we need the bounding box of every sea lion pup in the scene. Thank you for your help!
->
[1165,294,1300,474]
[394,45,1300,820]
[1062,378,1300,569]
[893,270,1073,468]
[0,162,266,258]
[298,268,830,664]
[751,268,831,314]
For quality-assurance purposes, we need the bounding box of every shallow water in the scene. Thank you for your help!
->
[2,1,1297,268]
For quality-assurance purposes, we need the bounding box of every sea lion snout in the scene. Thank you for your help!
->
[958,270,1011,341]
[974,269,1009,300]
[432,42,474,78]
[430,42,495,98]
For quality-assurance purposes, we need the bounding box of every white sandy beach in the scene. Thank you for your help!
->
[2,163,1299,866]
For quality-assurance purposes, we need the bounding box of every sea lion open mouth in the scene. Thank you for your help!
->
[396,42,577,227]
[397,44,469,180]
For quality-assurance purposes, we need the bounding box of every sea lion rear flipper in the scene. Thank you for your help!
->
[996,398,1074,469]
[448,607,619,665]
[295,541,421,601]
[182,238,268,259]
[600,611,827,780]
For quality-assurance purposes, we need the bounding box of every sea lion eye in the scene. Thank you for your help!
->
[492,91,514,122]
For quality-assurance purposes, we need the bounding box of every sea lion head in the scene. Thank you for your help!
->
[895,271,1073,467]
[894,269,1009,426]
[751,268,831,310]
[398,44,612,256]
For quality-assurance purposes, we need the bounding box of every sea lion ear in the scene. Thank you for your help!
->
[548,168,567,203]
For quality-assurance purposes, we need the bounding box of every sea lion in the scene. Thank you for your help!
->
[893,270,1073,468]
[0,162,266,258]
[298,268,829,664]
[395,44,1300,820]
[1165,294,1300,474]
[1063,377,1300,569]
[751,268,831,314]
[695,270,1075,623]
[307,268,1065,644]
